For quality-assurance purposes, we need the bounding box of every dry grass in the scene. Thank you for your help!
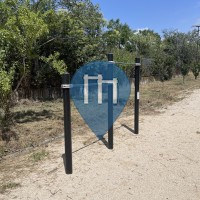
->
[0,73,200,157]
[0,147,51,194]
[126,74,200,115]
[0,182,21,194]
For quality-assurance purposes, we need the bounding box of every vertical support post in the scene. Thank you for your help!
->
[62,72,72,174]
[134,58,141,134]
[107,53,113,149]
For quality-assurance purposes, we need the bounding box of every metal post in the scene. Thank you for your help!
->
[134,58,140,134]
[107,53,113,149]
[62,72,72,174]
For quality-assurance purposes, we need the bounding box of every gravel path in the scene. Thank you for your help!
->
[1,89,200,200]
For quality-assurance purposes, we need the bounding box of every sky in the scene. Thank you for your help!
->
[91,0,200,35]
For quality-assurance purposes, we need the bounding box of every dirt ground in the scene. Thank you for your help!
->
[1,89,200,200]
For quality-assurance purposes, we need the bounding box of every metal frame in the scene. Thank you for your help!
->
[62,54,141,174]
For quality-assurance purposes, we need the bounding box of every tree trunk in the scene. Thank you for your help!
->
[15,57,26,92]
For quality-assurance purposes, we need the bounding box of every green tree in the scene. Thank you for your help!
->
[191,62,200,79]
[0,48,15,140]
[103,19,132,51]
[189,30,200,79]
[59,0,106,71]
[151,42,175,82]
[127,29,161,57]
[162,30,195,81]
[4,5,49,91]
[181,64,190,83]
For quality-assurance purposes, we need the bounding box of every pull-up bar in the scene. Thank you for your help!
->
[62,54,141,174]
[115,61,135,65]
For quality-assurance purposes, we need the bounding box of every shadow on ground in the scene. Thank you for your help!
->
[14,109,63,123]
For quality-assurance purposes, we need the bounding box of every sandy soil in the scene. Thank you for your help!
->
[1,89,200,200]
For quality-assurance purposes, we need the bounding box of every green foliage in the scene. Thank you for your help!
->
[152,48,165,82]
[5,6,48,55]
[149,41,174,82]
[112,48,135,64]
[1,3,49,94]
[103,19,133,51]
[0,0,199,99]
[181,64,190,83]
[158,29,199,83]
[162,30,195,78]
[41,52,67,75]
[111,49,135,78]
[30,149,49,162]
[0,49,15,134]
[191,62,200,79]
[0,66,14,94]
[0,49,14,94]
[130,29,161,57]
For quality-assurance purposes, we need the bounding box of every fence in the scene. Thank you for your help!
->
[17,87,62,100]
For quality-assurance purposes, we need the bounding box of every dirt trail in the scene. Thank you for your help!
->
[1,89,200,200]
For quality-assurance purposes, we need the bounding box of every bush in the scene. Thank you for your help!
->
[191,62,200,79]
[0,49,15,140]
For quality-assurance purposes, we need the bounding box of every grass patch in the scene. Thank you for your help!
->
[126,74,200,115]
[0,146,6,157]
[30,149,49,162]
[0,182,21,194]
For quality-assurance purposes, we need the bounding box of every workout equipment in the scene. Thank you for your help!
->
[62,54,140,174]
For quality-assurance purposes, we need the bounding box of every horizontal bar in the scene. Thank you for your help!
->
[115,62,135,65]
[84,76,101,80]
[61,84,73,89]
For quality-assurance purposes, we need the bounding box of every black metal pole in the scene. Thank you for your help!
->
[107,53,113,149]
[62,72,72,174]
[134,58,141,134]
